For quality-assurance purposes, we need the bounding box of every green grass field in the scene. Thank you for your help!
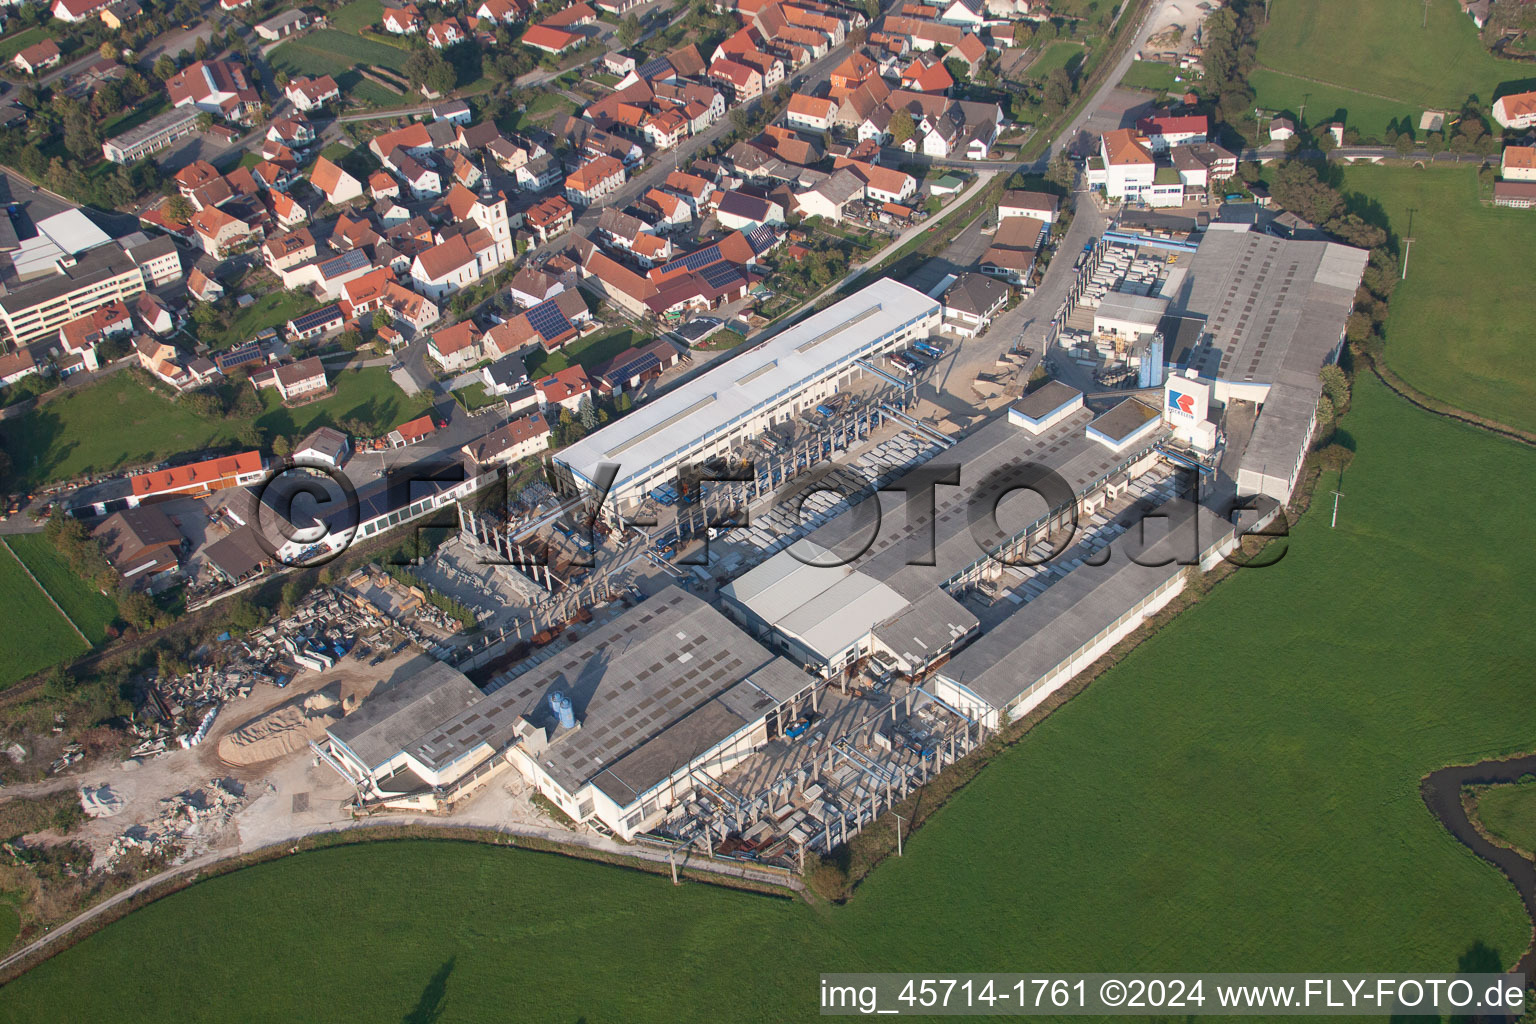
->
[1475,778,1536,857]
[329,0,384,33]
[4,370,1535,1017]
[1026,41,1085,79]
[451,381,497,413]
[344,76,404,107]
[256,367,433,441]
[526,327,643,378]
[0,902,18,953]
[0,368,427,491]
[99,96,172,141]
[696,328,746,351]
[3,534,118,645]
[499,92,582,133]
[1248,68,1418,141]
[201,292,321,352]
[0,26,49,62]
[268,29,409,79]
[1119,59,1182,93]
[0,541,88,691]
[1340,165,1536,431]
[1254,0,1533,131]
[0,376,240,492]
[527,92,575,117]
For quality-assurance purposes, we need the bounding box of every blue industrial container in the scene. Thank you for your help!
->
[550,691,576,729]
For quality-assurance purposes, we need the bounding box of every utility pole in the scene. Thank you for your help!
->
[894,812,906,857]
[1402,208,1415,280]
[1330,490,1345,529]
[1423,0,1431,28]
[668,845,679,885]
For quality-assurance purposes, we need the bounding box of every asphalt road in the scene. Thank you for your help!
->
[0,168,74,239]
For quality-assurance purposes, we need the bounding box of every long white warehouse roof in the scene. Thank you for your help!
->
[555,278,940,492]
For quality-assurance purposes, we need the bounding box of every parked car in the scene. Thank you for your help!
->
[784,711,819,739]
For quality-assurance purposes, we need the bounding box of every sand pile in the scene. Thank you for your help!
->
[304,690,340,714]
[218,684,344,766]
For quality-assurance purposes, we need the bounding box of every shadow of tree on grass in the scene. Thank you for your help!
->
[402,957,455,1024]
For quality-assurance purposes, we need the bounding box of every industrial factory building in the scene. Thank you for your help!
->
[321,588,817,836]
[930,498,1253,729]
[323,662,497,807]
[721,384,1170,679]
[1162,231,1368,502]
[501,588,816,838]
[553,279,943,520]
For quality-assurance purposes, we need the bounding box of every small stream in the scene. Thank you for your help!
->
[1420,754,1536,975]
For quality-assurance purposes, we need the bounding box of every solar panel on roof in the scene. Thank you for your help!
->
[698,261,743,289]
[525,298,572,341]
[289,304,343,333]
[318,249,369,278]
[216,342,263,370]
[605,353,660,384]
[673,244,723,273]
[744,224,775,253]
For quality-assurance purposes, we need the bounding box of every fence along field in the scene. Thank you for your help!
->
[0,539,91,691]
[4,533,119,645]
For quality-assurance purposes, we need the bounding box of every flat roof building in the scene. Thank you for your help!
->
[0,244,152,347]
[501,588,815,837]
[1165,230,1368,502]
[102,107,202,164]
[1008,380,1084,434]
[1093,292,1168,341]
[931,498,1249,729]
[1085,397,1161,453]
[1167,231,1366,399]
[721,388,1169,678]
[325,661,491,804]
[322,588,818,836]
[554,278,942,518]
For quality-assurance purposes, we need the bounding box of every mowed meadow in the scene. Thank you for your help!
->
[3,371,1533,1021]
[1252,0,1532,129]
[1338,166,1536,433]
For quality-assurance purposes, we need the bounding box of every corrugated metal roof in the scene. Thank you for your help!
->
[556,279,939,493]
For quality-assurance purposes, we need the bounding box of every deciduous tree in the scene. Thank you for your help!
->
[1041,67,1071,115]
